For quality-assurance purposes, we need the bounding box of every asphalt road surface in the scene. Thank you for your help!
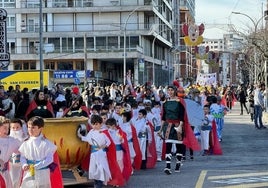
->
[64,102,268,188]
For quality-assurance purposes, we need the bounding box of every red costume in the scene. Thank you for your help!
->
[102,130,125,186]
[50,152,64,188]
[0,174,5,188]
[25,100,54,120]
[146,121,157,169]
[130,124,142,170]
[211,120,222,155]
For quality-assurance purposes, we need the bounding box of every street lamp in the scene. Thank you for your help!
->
[231,12,267,84]
[39,0,44,90]
[232,11,268,110]
[123,7,141,85]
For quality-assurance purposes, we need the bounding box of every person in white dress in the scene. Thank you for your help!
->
[19,116,57,188]
[9,118,28,188]
[0,116,20,188]
[77,114,111,188]
[132,109,152,169]
[120,111,136,165]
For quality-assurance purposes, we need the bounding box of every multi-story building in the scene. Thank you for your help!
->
[178,0,196,83]
[199,33,244,85]
[3,0,181,88]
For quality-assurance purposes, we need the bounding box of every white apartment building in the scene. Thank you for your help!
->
[201,38,224,52]
[200,33,243,85]
[3,0,180,87]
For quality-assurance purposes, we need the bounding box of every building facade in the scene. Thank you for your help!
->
[4,0,181,87]
[178,0,196,83]
[199,34,244,86]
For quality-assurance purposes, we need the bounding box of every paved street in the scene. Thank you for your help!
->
[65,102,268,188]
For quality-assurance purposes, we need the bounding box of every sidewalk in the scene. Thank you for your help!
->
[263,111,268,124]
[232,102,268,125]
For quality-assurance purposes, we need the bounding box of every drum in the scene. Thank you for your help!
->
[43,117,89,170]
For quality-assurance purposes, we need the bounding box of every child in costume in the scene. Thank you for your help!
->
[106,118,132,183]
[19,116,61,188]
[132,109,152,169]
[77,114,111,188]
[0,116,20,188]
[210,96,229,142]
[200,105,214,155]
[9,118,28,188]
[120,111,137,166]
[151,101,163,161]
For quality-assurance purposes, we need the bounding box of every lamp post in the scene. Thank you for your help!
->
[123,7,141,85]
[39,0,44,90]
[232,11,268,110]
[231,12,267,84]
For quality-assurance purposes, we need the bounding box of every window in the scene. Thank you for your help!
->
[45,61,55,70]
[129,36,139,48]
[48,38,60,52]
[7,42,15,54]
[76,61,84,70]
[108,36,118,50]
[13,61,36,70]
[86,37,94,50]
[0,0,15,8]
[58,61,73,70]
[96,37,106,50]
[61,37,74,53]
[6,15,15,32]
[14,62,22,70]
[75,37,83,52]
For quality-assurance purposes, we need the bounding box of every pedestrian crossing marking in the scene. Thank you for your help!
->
[196,171,268,188]
[208,172,268,180]
[214,182,268,188]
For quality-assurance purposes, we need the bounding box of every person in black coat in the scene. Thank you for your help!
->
[237,85,249,115]
[15,92,30,121]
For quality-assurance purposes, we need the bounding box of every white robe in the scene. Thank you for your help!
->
[9,129,28,188]
[132,118,152,160]
[0,136,20,188]
[81,130,111,184]
[120,122,136,160]
[19,134,57,188]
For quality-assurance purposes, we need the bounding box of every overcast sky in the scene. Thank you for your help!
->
[195,0,267,39]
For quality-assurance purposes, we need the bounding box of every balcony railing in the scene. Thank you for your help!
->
[19,0,153,8]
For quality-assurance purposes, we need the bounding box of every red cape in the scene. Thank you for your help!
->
[130,124,142,170]
[118,128,132,182]
[51,152,64,188]
[102,130,125,186]
[25,100,54,120]
[180,98,201,151]
[0,174,6,188]
[211,120,223,155]
[146,121,157,169]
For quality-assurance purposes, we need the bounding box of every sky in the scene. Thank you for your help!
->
[195,0,267,39]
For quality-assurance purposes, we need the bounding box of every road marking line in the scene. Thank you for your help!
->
[195,170,207,188]
[214,182,268,188]
[208,172,268,180]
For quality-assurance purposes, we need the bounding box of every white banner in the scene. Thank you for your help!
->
[196,72,217,86]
